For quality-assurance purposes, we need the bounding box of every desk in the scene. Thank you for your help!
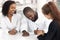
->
[0,29,38,40]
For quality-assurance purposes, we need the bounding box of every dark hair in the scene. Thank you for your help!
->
[42,1,60,24]
[42,4,51,15]
[23,7,33,15]
[23,7,38,22]
[2,1,16,16]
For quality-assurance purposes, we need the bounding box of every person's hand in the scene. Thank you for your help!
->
[22,30,29,36]
[34,30,38,35]
[37,30,44,36]
[8,29,17,35]
[34,28,38,35]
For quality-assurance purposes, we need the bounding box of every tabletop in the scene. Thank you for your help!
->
[0,29,38,40]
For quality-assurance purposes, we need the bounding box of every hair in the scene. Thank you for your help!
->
[42,1,60,25]
[23,7,33,15]
[2,1,16,16]
[23,7,38,22]
[42,4,51,15]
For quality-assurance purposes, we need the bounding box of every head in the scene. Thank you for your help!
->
[23,7,38,22]
[42,3,53,19]
[42,1,60,24]
[42,2,59,19]
[2,1,16,16]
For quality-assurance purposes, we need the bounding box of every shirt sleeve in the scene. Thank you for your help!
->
[0,19,10,33]
[15,13,21,32]
[20,17,28,32]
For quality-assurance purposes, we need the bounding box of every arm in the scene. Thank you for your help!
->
[20,17,28,32]
[37,20,57,40]
[20,17,29,36]
[0,20,10,33]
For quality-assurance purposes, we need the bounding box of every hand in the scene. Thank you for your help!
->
[37,30,44,36]
[8,29,17,35]
[22,30,29,36]
[34,30,38,35]
[34,28,38,35]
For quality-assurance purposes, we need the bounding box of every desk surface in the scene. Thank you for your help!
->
[0,29,38,40]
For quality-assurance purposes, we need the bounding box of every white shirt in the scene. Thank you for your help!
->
[20,16,28,32]
[0,14,21,33]
[25,17,52,33]
[26,18,45,32]
[0,13,29,33]
[0,14,38,40]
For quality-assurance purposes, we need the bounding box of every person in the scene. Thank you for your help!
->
[21,7,37,36]
[0,1,21,35]
[23,7,46,35]
[37,1,60,40]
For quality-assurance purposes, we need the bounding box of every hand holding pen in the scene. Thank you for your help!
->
[34,28,44,36]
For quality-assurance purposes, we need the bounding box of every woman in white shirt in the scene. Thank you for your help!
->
[0,1,21,35]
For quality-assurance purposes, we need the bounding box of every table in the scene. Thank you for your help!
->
[0,29,38,40]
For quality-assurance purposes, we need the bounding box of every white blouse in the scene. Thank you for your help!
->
[0,14,21,33]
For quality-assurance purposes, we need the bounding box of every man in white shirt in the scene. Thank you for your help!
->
[23,7,43,35]
[23,7,52,36]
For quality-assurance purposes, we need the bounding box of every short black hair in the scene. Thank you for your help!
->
[2,1,16,16]
[23,7,33,15]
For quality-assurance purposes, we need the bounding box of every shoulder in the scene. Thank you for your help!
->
[0,16,7,25]
[13,13,22,20]
[49,20,60,30]
[50,20,59,27]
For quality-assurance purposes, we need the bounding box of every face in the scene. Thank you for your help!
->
[8,3,16,16]
[44,13,53,19]
[25,11,35,21]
